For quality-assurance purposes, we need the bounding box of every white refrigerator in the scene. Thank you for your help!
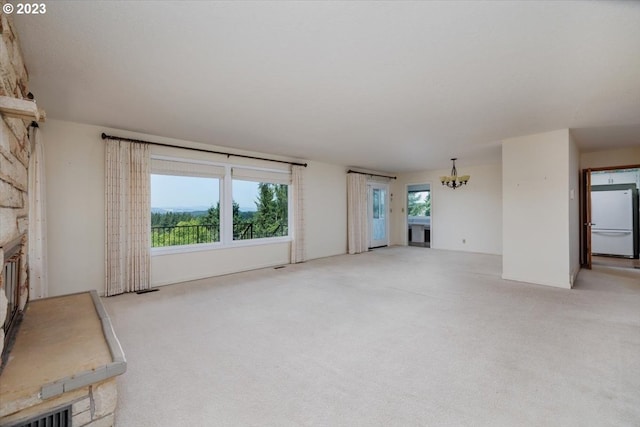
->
[591,188,638,257]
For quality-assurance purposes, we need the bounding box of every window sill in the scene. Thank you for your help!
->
[151,236,291,256]
[151,242,223,256]
[229,236,292,248]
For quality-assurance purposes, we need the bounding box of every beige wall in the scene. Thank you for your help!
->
[43,119,347,296]
[391,163,502,255]
[45,120,619,295]
[502,129,573,288]
[304,161,348,260]
[44,121,104,297]
[580,147,640,170]
[151,243,291,286]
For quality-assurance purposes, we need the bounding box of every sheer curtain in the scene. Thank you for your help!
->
[105,139,150,296]
[347,173,369,254]
[28,126,48,299]
[290,165,305,263]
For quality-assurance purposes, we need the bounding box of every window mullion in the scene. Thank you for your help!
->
[222,166,233,244]
[288,183,293,240]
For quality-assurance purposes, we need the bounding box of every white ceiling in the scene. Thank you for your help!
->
[14,1,640,172]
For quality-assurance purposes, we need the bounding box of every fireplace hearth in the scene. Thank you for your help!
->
[0,291,126,426]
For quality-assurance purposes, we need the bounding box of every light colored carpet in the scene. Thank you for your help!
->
[103,247,640,426]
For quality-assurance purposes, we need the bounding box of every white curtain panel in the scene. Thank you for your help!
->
[347,173,369,254]
[290,165,305,263]
[28,126,48,299]
[105,139,151,296]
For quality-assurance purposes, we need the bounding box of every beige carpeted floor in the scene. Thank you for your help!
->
[103,246,640,426]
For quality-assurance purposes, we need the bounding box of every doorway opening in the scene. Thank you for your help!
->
[582,165,640,270]
[407,184,431,248]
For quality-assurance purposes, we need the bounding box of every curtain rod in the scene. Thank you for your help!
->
[347,169,397,180]
[101,133,308,167]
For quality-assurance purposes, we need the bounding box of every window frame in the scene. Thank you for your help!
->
[150,155,292,256]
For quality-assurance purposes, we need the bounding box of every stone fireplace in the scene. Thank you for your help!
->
[0,7,125,426]
[0,7,31,368]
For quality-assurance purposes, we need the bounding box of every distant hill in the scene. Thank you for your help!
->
[152,205,256,214]
[151,205,210,214]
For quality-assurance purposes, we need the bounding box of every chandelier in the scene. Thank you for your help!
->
[440,158,470,189]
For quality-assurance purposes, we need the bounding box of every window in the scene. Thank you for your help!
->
[151,175,220,247]
[232,181,288,240]
[150,157,224,249]
[232,167,290,241]
[408,190,430,217]
[372,188,385,219]
[150,157,291,251]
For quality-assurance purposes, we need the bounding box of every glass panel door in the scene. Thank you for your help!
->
[369,183,389,248]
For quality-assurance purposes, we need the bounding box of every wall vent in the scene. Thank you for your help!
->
[6,405,71,427]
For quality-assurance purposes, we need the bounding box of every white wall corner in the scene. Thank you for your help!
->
[569,266,581,289]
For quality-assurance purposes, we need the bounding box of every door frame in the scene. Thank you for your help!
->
[581,163,640,269]
[581,169,592,269]
[368,181,390,248]
[405,182,433,246]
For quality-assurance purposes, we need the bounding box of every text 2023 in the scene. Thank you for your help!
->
[17,3,47,14]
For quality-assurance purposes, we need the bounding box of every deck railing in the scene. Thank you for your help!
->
[233,223,287,240]
[152,222,287,247]
[151,224,220,247]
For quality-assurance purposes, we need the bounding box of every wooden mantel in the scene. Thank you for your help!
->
[0,95,46,122]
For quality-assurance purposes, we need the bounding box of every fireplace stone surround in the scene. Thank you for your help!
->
[0,6,126,426]
[0,3,31,368]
